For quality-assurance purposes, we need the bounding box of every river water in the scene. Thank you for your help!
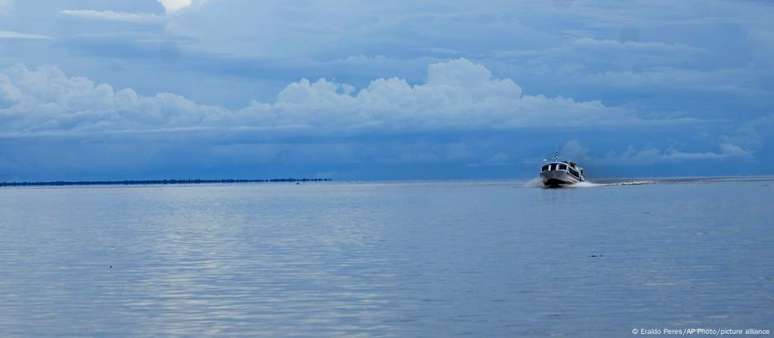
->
[0,179,772,337]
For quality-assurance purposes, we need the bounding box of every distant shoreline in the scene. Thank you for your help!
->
[0,178,332,188]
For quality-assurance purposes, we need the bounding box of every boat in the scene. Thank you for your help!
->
[540,158,585,187]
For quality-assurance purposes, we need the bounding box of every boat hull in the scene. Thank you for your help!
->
[540,171,582,188]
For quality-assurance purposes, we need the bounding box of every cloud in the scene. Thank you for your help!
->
[22,0,770,124]
[60,10,164,24]
[467,152,511,167]
[0,0,11,15]
[158,0,192,14]
[0,64,227,134]
[58,0,196,25]
[583,68,760,93]
[235,58,640,131]
[0,59,644,136]
[571,38,703,54]
[0,30,51,40]
[559,140,590,160]
[546,140,754,167]
[607,143,753,165]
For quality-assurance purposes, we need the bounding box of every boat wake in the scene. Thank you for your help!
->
[553,180,653,188]
[592,180,655,187]
[568,181,604,188]
[527,176,774,189]
[525,177,652,188]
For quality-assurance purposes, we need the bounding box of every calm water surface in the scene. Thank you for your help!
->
[0,180,772,337]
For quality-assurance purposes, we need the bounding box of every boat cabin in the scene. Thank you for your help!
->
[541,161,583,179]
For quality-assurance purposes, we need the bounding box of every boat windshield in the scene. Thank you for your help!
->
[541,165,549,172]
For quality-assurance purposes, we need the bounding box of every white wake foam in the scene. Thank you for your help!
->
[526,177,655,189]
[566,181,603,188]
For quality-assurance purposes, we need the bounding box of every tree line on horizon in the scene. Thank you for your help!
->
[0,178,332,187]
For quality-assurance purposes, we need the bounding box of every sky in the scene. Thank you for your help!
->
[0,0,773,181]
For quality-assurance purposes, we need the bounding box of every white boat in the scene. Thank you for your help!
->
[540,159,585,187]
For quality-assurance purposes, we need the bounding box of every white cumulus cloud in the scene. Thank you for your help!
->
[0,59,641,136]
[0,65,226,134]
[234,59,639,131]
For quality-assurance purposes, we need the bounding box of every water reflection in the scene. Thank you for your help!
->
[0,181,772,337]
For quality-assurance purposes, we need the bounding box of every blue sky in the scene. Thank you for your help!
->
[0,0,772,180]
